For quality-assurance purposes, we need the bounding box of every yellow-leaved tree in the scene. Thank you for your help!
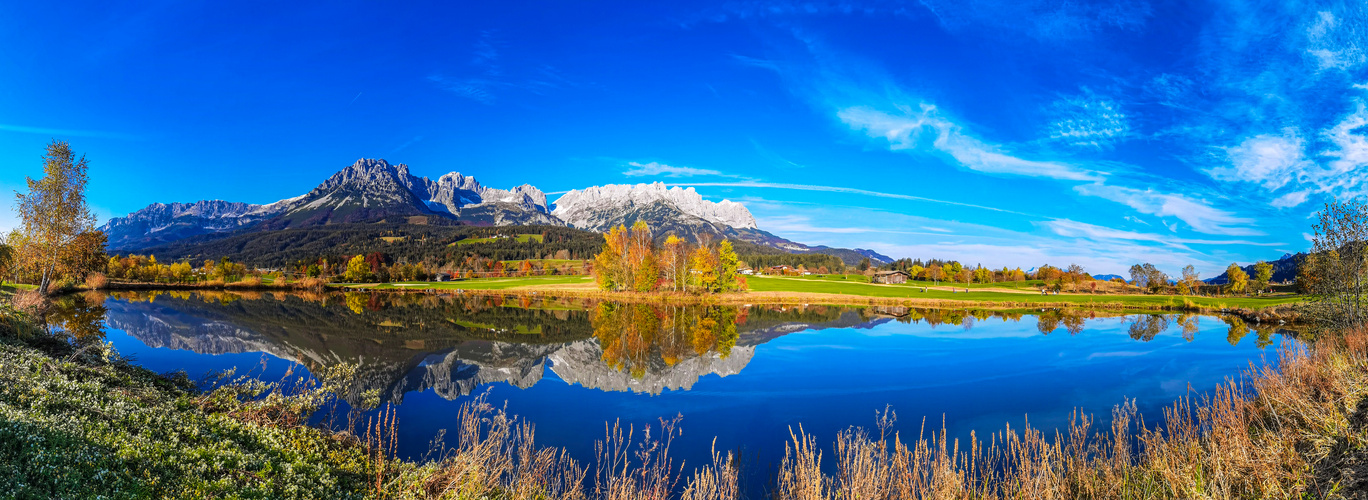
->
[14,141,101,295]
[1225,263,1248,295]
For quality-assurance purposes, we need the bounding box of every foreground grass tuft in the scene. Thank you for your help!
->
[0,305,374,498]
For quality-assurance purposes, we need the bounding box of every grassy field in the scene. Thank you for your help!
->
[746,275,1300,309]
[356,275,593,290]
[0,284,37,298]
[451,234,544,246]
[497,258,584,267]
[341,273,1299,311]
[777,273,1070,290]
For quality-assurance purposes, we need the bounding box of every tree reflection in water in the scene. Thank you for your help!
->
[591,303,741,379]
[44,291,108,340]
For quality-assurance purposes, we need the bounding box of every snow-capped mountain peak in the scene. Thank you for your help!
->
[551,182,757,232]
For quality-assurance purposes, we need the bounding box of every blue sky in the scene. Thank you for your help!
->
[2,1,1364,276]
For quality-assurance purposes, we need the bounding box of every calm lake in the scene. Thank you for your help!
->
[57,290,1291,493]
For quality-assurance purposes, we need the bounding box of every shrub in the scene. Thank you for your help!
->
[11,291,47,316]
[227,276,263,288]
[84,272,108,289]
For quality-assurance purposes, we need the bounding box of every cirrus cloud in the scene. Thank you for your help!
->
[622,161,734,178]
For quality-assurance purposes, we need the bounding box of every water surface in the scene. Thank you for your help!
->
[61,290,1288,491]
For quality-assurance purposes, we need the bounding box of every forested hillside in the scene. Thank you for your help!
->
[136,224,603,269]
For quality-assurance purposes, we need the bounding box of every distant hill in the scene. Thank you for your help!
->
[1206,253,1302,284]
[1092,274,1125,282]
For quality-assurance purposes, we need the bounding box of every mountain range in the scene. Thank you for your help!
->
[101,158,892,264]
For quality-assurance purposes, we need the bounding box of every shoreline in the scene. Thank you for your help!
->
[76,280,1305,324]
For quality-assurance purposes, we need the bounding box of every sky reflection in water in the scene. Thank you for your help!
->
[74,290,1285,489]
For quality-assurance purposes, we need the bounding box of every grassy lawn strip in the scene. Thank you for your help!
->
[745,276,1301,309]
[450,234,544,246]
[354,275,593,291]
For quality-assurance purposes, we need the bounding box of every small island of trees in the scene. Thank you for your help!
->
[591,221,745,294]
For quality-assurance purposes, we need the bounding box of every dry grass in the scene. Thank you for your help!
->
[226,276,263,288]
[83,272,108,290]
[293,277,329,291]
[362,330,1368,499]
[11,290,47,315]
[763,329,1368,499]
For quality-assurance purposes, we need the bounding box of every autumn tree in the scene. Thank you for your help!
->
[345,254,372,282]
[1035,264,1062,282]
[634,251,659,292]
[945,262,964,283]
[625,221,656,291]
[717,240,743,292]
[13,141,100,294]
[1296,253,1319,294]
[660,235,690,292]
[1129,263,1167,293]
[0,242,12,288]
[1305,199,1368,330]
[1064,263,1087,291]
[924,264,943,284]
[594,225,629,290]
[689,242,719,292]
[1224,263,1248,295]
[1180,265,1200,295]
[1253,261,1273,292]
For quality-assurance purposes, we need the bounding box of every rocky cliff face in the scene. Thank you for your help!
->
[100,199,298,250]
[552,182,757,233]
[104,159,563,250]
[387,341,558,403]
[548,342,755,395]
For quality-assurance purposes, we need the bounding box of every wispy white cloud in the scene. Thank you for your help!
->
[1073,183,1261,236]
[838,105,1103,181]
[623,161,732,178]
[1124,215,1149,225]
[1272,190,1311,209]
[673,181,1037,216]
[916,0,1152,43]
[756,214,963,236]
[1211,131,1308,192]
[1321,97,1368,191]
[1207,96,1368,208]
[1045,219,1281,249]
[1046,91,1130,150]
[430,30,576,105]
[730,54,781,72]
[0,123,139,140]
[388,135,424,155]
[1305,11,1367,72]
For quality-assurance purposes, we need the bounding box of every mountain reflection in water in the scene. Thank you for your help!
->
[85,291,906,403]
[41,290,1286,408]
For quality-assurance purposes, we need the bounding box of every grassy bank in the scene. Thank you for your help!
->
[340,276,1301,323]
[97,273,1303,316]
[0,304,374,497]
